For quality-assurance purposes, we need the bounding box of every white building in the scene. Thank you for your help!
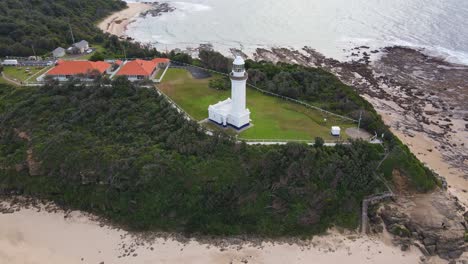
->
[73,40,89,53]
[2,59,18,66]
[208,56,251,129]
[331,126,341,136]
[52,47,66,58]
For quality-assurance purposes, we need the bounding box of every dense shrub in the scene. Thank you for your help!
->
[0,0,126,57]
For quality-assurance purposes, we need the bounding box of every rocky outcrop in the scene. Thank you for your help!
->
[13,129,42,176]
[26,148,42,176]
[140,2,175,17]
[380,191,466,260]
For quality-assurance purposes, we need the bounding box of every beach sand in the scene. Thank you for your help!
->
[0,202,431,264]
[98,3,151,37]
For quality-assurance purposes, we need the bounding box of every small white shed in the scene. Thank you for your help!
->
[2,59,18,66]
[331,126,341,136]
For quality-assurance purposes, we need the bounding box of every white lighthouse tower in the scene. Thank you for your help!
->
[208,56,251,129]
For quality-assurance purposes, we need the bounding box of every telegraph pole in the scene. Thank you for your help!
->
[122,44,127,61]
[358,110,363,131]
[68,19,76,44]
[31,44,37,59]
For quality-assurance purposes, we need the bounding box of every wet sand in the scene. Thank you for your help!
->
[98,3,151,38]
[0,202,427,264]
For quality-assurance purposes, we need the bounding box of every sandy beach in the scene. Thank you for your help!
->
[98,3,151,38]
[0,200,433,264]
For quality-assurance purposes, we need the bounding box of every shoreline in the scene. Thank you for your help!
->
[0,200,428,264]
[98,2,152,38]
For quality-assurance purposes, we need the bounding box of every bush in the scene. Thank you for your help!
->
[209,78,229,90]
[314,137,324,147]
[89,51,105,62]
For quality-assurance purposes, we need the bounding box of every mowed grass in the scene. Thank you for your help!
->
[159,69,229,120]
[2,66,46,82]
[159,68,355,141]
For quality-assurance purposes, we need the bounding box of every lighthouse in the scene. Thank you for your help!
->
[208,56,251,129]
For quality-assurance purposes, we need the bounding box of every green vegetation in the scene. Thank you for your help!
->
[1,79,390,236]
[159,69,225,119]
[89,51,106,62]
[2,66,47,83]
[380,143,435,191]
[159,68,354,141]
[0,0,437,236]
[0,0,126,57]
[154,68,166,80]
[175,50,436,192]
[0,0,162,59]
[389,224,411,237]
[209,78,229,90]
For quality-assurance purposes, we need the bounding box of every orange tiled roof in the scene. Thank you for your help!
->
[116,58,169,76]
[151,58,170,65]
[47,61,110,75]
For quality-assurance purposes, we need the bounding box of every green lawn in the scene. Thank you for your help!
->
[159,68,355,141]
[2,66,47,83]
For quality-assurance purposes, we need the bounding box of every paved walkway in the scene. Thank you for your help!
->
[1,72,21,86]
[244,141,342,147]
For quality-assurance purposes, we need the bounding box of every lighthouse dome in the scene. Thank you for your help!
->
[233,56,245,65]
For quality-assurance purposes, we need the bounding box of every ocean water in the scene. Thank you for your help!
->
[126,0,468,64]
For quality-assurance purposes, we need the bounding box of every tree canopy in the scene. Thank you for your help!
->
[0,74,436,235]
[0,0,126,56]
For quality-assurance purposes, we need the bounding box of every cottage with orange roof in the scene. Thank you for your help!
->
[46,60,111,81]
[115,58,169,81]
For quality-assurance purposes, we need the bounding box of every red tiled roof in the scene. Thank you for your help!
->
[47,61,110,75]
[116,58,169,76]
[151,58,170,65]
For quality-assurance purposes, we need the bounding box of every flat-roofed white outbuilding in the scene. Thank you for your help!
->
[331,126,341,136]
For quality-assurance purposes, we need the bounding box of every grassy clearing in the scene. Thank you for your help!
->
[159,68,355,141]
[2,66,46,82]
